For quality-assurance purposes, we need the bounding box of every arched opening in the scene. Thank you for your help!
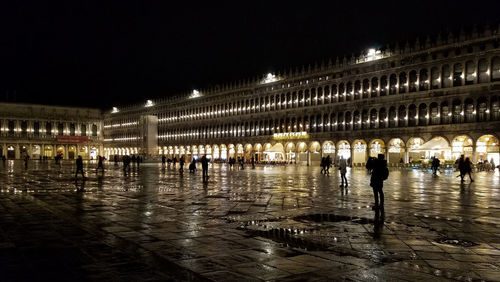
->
[68,146,76,159]
[478,59,489,83]
[464,98,475,122]
[371,77,379,97]
[410,136,451,164]
[476,135,499,166]
[429,102,439,125]
[380,75,388,96]
[379,108,387,128]
[398,105,406,127]
[213,144,220,160]
[44,145,53,158]
[409,70,417,92]
[369,139,385,158]
[477,97,488,122]
[388,138,405,164]
[244,144,252,160]
[337,141,351,164]
[465,61,476,85]
[254,143,262,162]
[220,144,227,161]
[7,145,16,159]
[352,139,367,165]
[263,143,284,163]
[431,67,440,89]
[418,103,427,126]
[370,109,377,129]
[442,64,452,88]
[296,142,308,165]
[453,63,463,86]
[492,56,500,81]
[408,104,417,126]
[389,74,397,95]
[452,135,473,160]
[440,101,451,124]
[236,144,244,158]
[399,72,407,93]
[285,142,296,163]
[228,144,235,158]
[419,69,429,91]
[491,96,500,121]
[322,141,335,158]
[388,107,396,128]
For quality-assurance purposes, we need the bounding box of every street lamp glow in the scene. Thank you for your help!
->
[111,107,119,113]
[145,100,154,107]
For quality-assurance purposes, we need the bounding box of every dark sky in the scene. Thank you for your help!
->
[1,1,499,109]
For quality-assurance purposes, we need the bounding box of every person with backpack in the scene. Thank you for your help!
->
[369,154,389,210]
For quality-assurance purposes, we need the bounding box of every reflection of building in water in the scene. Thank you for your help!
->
[102,26,500,165]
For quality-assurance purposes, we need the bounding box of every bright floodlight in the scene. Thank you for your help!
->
[190,89,201,99]
[263,73,278,84]
[368,48,376,56]
[111,107,119,113]
[145,100,154,107]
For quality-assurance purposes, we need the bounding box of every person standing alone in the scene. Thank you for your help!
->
[339,156,348,187]
[201,155,209,181]
[368,154,389,210]
[75,155,85,181]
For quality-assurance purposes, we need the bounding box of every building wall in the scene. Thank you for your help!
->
[101,27,500,165]
[0,103,103,159]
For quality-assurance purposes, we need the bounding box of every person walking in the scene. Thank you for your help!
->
[75,155,85,181]
[173,157,177,168]
[368,154,389,210]
[457,155,466,182]
[131,155,137,167]
[96,155,105,173]
[179,156,185,172]
[464,157,474,182]
[320,157,326,174]
[201,155,209,181]
[431,156,440,175]
[161,155,166,167]
[251,156,255,169]
[339,156,348,187]
[326,155,332,175]
[24,154,30,169]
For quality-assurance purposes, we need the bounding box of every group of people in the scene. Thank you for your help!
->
[161,154,210,181]
[320,156,332,175]
[456,155,474,182]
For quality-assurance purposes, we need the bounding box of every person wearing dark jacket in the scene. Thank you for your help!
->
[201,155,209,180]
[368,154,389,210]
[75,155,85,181]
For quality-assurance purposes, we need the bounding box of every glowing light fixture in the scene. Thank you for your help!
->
[112,107,119,113]
[145,100,154,107]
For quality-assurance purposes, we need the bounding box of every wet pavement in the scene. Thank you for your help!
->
[0,160,499,281]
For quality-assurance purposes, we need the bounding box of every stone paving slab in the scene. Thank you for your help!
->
[0,160,500,281]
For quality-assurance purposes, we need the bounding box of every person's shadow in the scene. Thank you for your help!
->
[373,208,385,239]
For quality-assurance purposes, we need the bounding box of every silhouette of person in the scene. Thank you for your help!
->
[96,155,105,173]
[339,156,348,187]
[201,155,209,181]
[75,155,85,181]
[161,155,166,167]
[369,154,389,210]
[179,156,185,172]
[464,157,474,182]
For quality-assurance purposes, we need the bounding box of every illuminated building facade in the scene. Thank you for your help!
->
[0,103,103,160]
[104,26,500,165]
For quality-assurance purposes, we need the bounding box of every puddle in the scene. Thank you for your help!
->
[434,237,478,247]
[294,213,374,225]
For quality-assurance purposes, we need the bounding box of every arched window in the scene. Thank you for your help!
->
[431,67,440,89]
[477,97,488,122]
[370,109,377,129]
[361,110,369,129]
[492,57,500,81]
[353,111,360,130]
[92,124,98,136]
[429,102,439,125]
[440,102,450,124]
[388,107,396,128]
[380,76,388,96]
[453,63,463,87]
[398,105,406,127]
[465,61,476,85]
[478,59,489,83]
[371,78,378,97]
[362,79,370,99]
[464,98,474,122]
[345,112,352,130]
[418,104,427,126]
[408,104,417,126]
[379,108,387,128]
[399,72,407,93]
[452,99,462,124]
[354,80,361,99]
[409,70,418,92]
[442,65,452,88]
[419,69,428,91]
[389,74,397,95]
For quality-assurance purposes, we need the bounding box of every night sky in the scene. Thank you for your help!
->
[1,1,499,109]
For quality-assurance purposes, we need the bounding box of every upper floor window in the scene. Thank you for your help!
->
[58,123,64,135]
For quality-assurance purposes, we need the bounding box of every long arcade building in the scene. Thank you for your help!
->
[24,27,500,165]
